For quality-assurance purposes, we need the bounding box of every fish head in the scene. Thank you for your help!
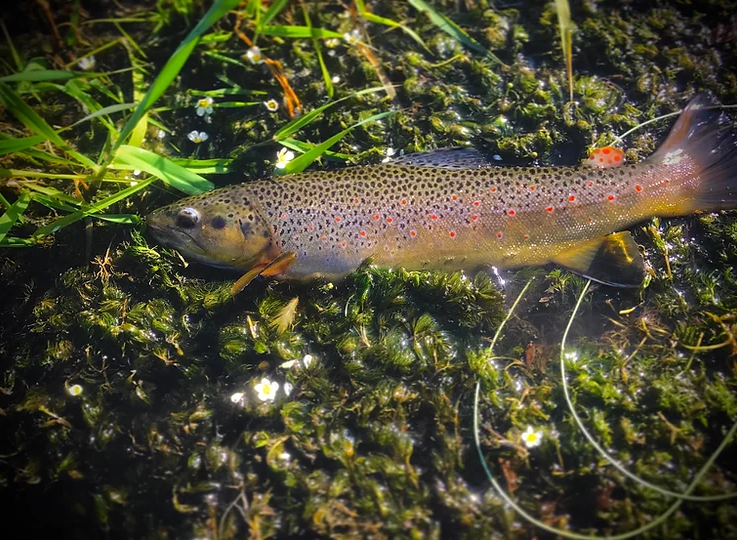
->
[146,192,277,270]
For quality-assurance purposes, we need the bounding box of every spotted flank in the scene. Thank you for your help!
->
[147,93,737,288]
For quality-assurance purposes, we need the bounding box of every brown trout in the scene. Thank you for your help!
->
[147,94,737,288]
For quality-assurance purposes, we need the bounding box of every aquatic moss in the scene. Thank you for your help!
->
[1,0,737,538]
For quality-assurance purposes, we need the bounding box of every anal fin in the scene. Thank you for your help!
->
[553,232,645,288]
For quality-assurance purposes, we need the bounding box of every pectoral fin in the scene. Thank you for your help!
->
[260,251,296,276]
[230,251,297,296]
[231,264,268,295]
[553,232,645,288]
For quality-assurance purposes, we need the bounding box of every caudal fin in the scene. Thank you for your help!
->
[648,93,737,211]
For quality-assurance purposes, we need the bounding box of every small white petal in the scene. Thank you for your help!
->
[68,384,83,396]
[283,382,293,396]
[230,391,245,404]
[302,354,313,368]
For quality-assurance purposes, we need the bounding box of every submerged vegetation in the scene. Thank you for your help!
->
[1,0,736,537]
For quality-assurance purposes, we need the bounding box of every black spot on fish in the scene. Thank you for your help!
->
[211,216,226,229]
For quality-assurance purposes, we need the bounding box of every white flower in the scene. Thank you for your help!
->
[264,99,279,112]
[302,354,314,368]
[187,130,209,144]
[343,29,361,45]
[132,169,141,176]
[325,38,340,48]
[230,391,245,405]
[283,382,293,396]
[521,426,543,448]
[157,129,167,139]
[78,56,96,70]
[195,97,214,116]
[331,75,340,83]
[254,377,279,402]
[68,384,83,397]
[246,46,264,65]
[279,359,299,369]
[275,147,295,169]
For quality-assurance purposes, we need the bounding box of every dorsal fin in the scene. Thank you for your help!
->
[387,147,494,169]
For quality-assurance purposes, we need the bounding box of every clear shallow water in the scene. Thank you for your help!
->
[1,0,736,538]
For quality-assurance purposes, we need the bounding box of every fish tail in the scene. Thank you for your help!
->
[647,92,737,211]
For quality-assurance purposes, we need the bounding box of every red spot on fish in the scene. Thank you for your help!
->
[530,185,536,191]
[608,194,615,201]
[508,209,516,216]
[451,195,457,201]
[401,199,407,205]
[664,179,670,184]
[420,199,424,205]
[321,236,327,241]
[635,185,642,192]
[430,214,438,221]
[546,206,554,213]
[354,198,359,204]
[586,147,625,169]
[490,187,497,192]
[341,241,346,248]
[588,182,594,187]
[410,230,417,237]
[386,217,393,223]
[280,213,287,218]
[588,217,593,223]
[473,201,480,207]
[335,217,341,223]
[308,225,313,231]
[569,195,576,202]
[449,231,456,238]
[523,234,529,240]
[497,232,503,239]
[360,231,366,237]
[374,214,380,220]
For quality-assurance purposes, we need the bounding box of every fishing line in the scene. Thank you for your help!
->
[474,279,737,539]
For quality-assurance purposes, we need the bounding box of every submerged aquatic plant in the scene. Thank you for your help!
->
[1,0,736,537]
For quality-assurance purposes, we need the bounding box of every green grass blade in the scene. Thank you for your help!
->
[169,158,233,174]
[0,236,35,247]
[0,19,23,72]
[202,51,249,67]
[94,214,141,224]
[106,0,242,160]
[0,70,101,83]
[408,0,503,64]
[32,176,157,238]
[112,145,215,195]
[273,85,390,141]
[284,110,395,174]
[280,138,352,161]
[261,0,290,26]
[302,5,333,98]
[0,192,31,244]
[360,11,430,53]
[70,102,137,127]
[259,25,343,39]
[0,135,47,157]
[555,0,574,102]
[0,83,97,168]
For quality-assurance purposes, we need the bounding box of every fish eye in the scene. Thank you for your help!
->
[176,207,200,229]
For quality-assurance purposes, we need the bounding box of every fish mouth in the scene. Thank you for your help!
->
[145,214,273,271]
